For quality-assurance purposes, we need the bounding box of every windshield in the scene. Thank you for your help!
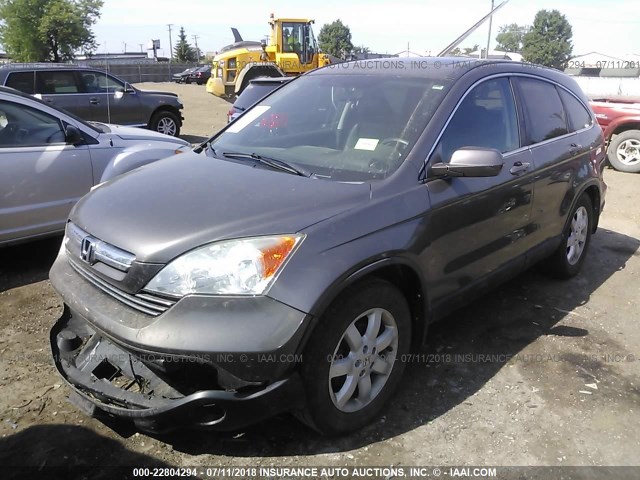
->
[211,73,451,181]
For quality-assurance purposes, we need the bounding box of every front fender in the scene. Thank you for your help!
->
[99,147,182,182]
[602,115,640,140]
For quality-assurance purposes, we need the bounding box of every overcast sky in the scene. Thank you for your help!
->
[93,0,640,58]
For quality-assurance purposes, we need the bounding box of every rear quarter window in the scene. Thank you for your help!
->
[5,72,38,94]
[558,88,593,132]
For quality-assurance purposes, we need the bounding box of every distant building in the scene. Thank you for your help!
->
[565,52,640,77]
[465,50,523,61]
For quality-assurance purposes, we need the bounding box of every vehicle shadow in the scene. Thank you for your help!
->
[153,227,639,456]
[0,425,175,479]
[0,236,62,293]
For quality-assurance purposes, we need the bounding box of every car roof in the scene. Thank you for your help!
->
[0,64,110,80]
[0,63,75,69]
[310,57,561,80]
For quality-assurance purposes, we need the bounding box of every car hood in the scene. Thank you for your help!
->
[102,124,190,146]
[70,151,370,264]
[136,89,179,98]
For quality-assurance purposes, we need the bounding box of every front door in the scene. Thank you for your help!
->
[77,71,143,126]
[0,99,93,243]
[423,77,536,308]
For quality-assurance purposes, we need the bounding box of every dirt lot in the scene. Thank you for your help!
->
[1,83,639,476]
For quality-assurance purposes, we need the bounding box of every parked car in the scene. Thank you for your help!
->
[0,64,184,136]
[50,58,606,435]
[0,86,191,246]
[590,98,640,173]
[172,67,197,83]
[185,66,211,85]
[228,77,292,123]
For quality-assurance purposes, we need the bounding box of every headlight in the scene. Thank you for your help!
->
[145,235,304,297]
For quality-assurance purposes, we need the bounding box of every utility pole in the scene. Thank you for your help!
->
[123,42,127,53]
[167,24,174,61]
[485,0,495,59]
[192,35,200,61]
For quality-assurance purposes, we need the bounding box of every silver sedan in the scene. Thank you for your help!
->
[0,87,191,246]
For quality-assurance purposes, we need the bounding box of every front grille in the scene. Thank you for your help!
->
[69,260,177,317]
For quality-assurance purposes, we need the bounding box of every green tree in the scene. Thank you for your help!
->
[495,23,529,53]
[0,0,103,62]
[450,44,480,56]
[522,10,573,69]
[173,27,196,63]
[463,44,480,55]
[318,19,353,59]
[353,45,370,55]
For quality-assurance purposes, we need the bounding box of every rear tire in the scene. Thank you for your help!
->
[607,130,640,173]
[298,279,411,435]
[149,111,180,137]
[541,194,593,279]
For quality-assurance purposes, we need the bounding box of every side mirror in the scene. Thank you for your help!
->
[65,125,83,145]
[431,147,504,178]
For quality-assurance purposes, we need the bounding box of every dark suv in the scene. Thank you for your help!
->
[49,58,606,435]
[228,77,292,122]
[0,64,184,136]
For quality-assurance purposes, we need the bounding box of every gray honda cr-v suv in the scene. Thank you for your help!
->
[49,58,606,435]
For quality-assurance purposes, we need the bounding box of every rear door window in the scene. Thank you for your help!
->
[557,88,593,132]
[36,71,80,94]
[5,72,38,94]
[516,77,568,144]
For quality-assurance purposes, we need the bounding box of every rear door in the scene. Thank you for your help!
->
[513,77,595,245]
[0,97,93,243]
[35,70,89,118]
[424,76,536,306]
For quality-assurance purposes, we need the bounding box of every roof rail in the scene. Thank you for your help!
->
[0,62,79,69]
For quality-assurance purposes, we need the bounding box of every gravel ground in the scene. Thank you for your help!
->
[1,83,639,477]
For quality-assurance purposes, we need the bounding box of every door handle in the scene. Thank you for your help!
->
[510,161,530,175]
[89,98,100,105]
[570,143,583,154]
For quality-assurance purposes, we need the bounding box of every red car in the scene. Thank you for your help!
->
[590,98,640,173]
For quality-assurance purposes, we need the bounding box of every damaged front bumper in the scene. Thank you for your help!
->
[50,307,306,433]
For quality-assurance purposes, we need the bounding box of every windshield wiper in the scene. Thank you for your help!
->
[222,152,311,177]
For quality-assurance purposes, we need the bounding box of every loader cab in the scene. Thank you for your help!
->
[280,21,317,65]
[270,17,318,70]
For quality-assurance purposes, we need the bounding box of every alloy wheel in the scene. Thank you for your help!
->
[328,308,399,413]
[566,206,589,265]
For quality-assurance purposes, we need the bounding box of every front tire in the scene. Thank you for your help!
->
[541,194,593,279]
[607,130,640,173]
[299,279,411,435]
[149,111,180,137]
